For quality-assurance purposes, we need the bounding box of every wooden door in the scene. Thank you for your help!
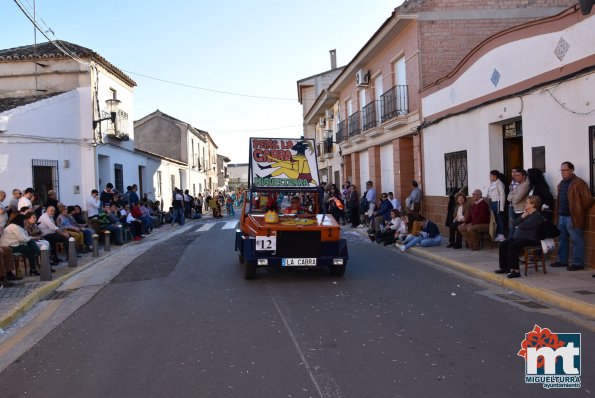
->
[504,137,523,185]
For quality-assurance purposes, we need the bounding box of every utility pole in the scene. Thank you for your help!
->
[33,0,38,95]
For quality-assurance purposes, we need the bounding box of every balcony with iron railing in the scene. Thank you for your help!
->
[380,85,408,122]
[336,121,345,144]
[362,101,378,131]
[348,111,361,138]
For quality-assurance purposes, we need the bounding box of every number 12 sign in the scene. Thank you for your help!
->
[255,236,276,251]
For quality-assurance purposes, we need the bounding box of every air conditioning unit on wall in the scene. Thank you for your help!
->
[356,69,369,87]
[325,109,334,120]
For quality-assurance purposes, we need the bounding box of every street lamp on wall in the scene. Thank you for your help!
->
[93,99,121,129]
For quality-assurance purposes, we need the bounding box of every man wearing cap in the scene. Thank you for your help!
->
[551,161,593,271]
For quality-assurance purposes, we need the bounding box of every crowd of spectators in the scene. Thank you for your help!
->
[0,183,169,285]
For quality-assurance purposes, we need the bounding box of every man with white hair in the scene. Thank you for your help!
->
[38,206,70,263]
[458,189,491,250]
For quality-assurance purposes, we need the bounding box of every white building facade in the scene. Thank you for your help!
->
[0,41,145,209]
[420,7,595,264]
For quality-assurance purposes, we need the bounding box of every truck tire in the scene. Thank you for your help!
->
[329,262,346,276]
[244,261,257,279]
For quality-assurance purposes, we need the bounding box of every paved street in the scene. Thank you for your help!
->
[0,219,593,397]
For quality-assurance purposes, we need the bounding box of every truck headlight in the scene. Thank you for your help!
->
[333,259,344,265]
[257,259,269,266]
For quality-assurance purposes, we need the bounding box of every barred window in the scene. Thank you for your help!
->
[444,150,468,194]
[114,163,124,193]
[32,159,59,204]
[156,171,162,197]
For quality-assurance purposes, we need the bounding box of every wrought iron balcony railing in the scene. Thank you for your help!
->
[362,100,378,131]
[380,85,408,122]
[336,121,345,144]
[348,111,361,137]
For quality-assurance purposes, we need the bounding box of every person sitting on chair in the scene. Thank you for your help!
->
[495,195,544,279]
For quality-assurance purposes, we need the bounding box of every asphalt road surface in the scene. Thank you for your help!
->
[0,220,593,397]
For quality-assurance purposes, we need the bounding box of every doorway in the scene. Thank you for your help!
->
[503,120,523,185]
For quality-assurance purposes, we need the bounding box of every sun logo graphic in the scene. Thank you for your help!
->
[518,325,581,389]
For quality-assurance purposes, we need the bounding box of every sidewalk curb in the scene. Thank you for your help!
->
[0,253,108,330]
[410,247,595,320]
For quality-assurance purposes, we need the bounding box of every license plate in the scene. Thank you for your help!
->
[282,258,317,267]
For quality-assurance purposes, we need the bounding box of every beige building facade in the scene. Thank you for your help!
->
[298,0,576,207]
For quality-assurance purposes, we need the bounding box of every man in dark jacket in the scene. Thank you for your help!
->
[348,185,360,228]
[551,161,593,271]
[371,193,393,235]
[97,204,123,245]
[99,183,115,207]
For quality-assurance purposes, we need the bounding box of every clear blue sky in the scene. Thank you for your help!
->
[1,0,404,163]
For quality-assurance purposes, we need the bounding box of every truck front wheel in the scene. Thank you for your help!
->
[329,261,346,276]
[244,261,257,279]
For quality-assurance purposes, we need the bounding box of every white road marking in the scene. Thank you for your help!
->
[197,223,217,232]
[267,287,326,398]
[222,221,238,230]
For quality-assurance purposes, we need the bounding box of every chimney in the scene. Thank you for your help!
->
[329,49,337,70]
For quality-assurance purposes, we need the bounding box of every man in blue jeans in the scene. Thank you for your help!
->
[397,215,441,253]
[551,161,593,271]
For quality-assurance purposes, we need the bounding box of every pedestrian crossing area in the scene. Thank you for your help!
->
[194,220,238,232]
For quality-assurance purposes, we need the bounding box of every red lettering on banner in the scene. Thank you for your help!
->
[280,140,293,149]
[252,149,293,162]
[253,149,266,162]
[253,139,279,150]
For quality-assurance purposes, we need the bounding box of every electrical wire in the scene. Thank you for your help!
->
[121,69,297,101]
[13,1,303,102]
[12,0,90,66]
[545,85,595,115]
[211,124,303,133]
[11,0,316,137]
[0,133,92,146]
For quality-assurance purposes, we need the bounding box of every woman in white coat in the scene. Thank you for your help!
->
[0,214,40,275]
[486,170,506,241]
